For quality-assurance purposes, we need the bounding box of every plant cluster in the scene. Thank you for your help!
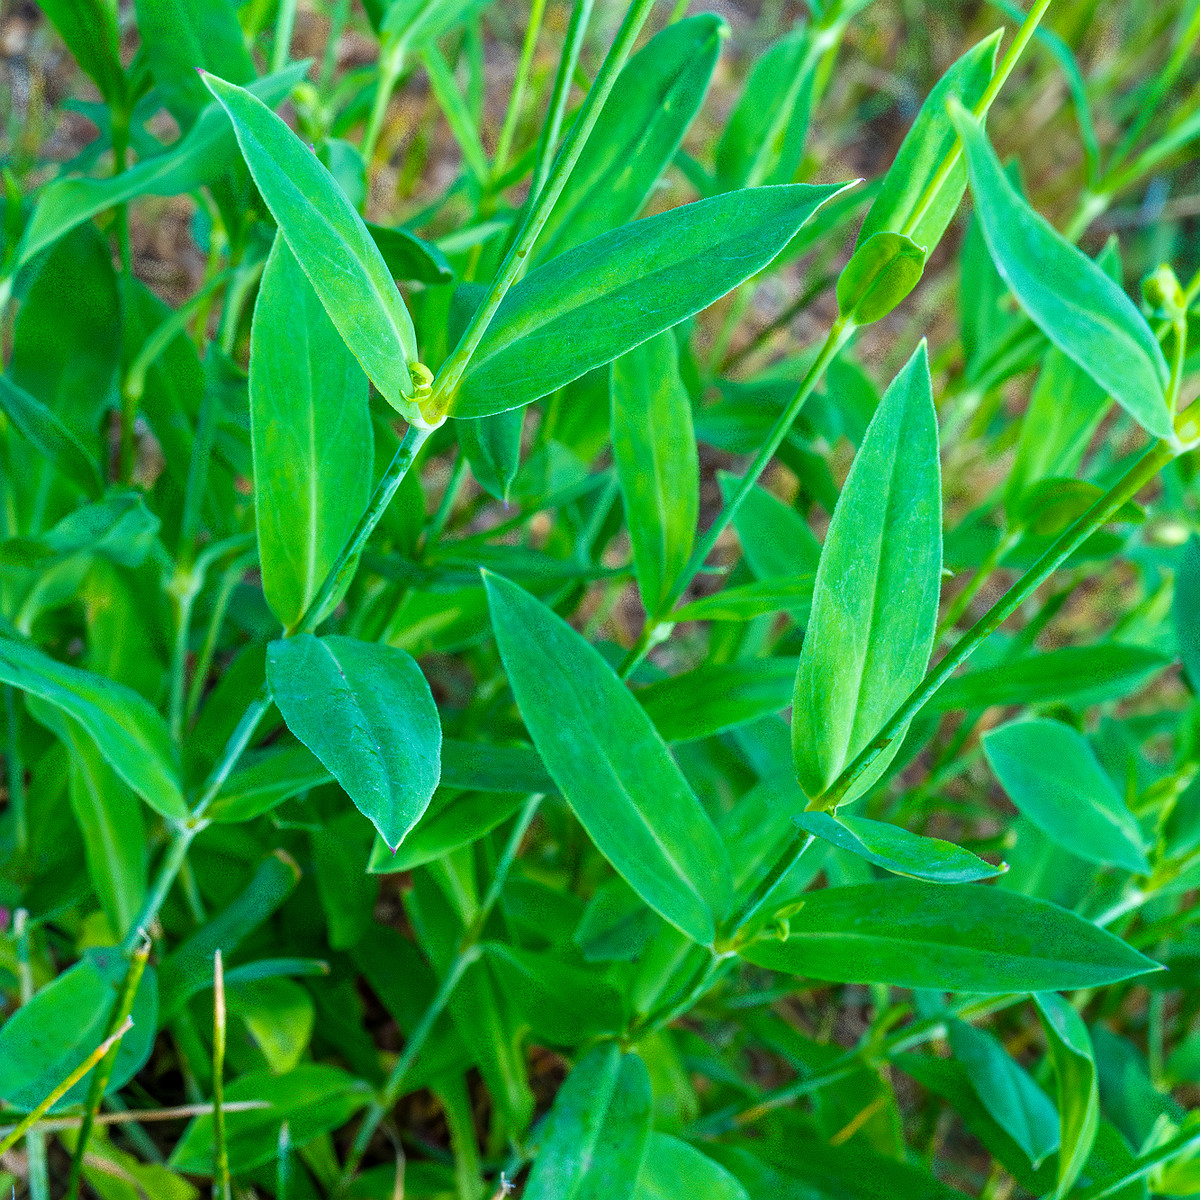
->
[1,0,1200,1197]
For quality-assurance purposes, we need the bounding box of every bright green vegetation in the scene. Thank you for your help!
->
[1,0,1200,1197]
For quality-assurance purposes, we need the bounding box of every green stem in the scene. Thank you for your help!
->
[424,451,469,552]
[814,437,1178,811]
[66,936,151,1200]
[272,0,299,73]
[619,320,854,678]
[723,835,817,943]
[936,529,1020,638]
[362,41,406,165]
[5,685,26,852]
[212,950,231,1200]
[492,0,549,181]
[339,795,543,1189]
[426,0,660,420]
[900,0,1053,241]
[529,0,594,203]
[0,1017,134,1158]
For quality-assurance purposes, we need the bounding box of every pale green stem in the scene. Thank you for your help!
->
[0,1018,133,1158]
[272,0,299,73]
[362,41,407,165]
[66,936,151,1200]
[212,949,230,1200]
[900,0,1053,241]
[14,910,48,1200]
[619,319,854,678]
[426,0,661,420]
[492,0,549,181]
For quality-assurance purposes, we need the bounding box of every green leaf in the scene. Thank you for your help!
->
[523,1044,652,1200]
[634,1134,748,1200]
[226,977,315,1075]
[950,100,1173,441]
[720,472,821,587]
[15,66,308,269]
[38,0,126,105]
[791,342,942,802]
[794,812,1006,883]
[1035,991,1101,1197]
[1174,536,1200,691]
[202,73,422,420]
[739,880,1161,992]
[928,643,1167,713]
[0,375,103,498]
[714,25,819,192]
[949,1019,1060,1168]
[28,700,147,939]
[483,944,625,1045]
[157,852,301,1021]
[169,1065,371,1175]
[267,635,441,850]
[367,222,454,284]
[858,30,1001,251]
[611,332,699,614]
[637,658,797,744]
[485,572,731,946]
[672,577,815,623]
[206,740,331,823]
[311,812,377,951]
[251,237,373,629]
[836,232,926,324]
[0,947,157,1112]
[40,493,161,569]
[983,719,1150,873]
[574,878,661,963]
[451,183,850,418]
[0,637,185,818]
[536,15,726,262]
[458,407,524,502]
[133,0,256,130]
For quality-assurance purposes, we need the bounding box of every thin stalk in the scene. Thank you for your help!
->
[619,320,854,678]
[937,529,1020,637]
[424,451,469,552]
[815,437,1178,811]
[212,949,231,1200]
[492,0,549,180]
[5,685,26,851]
[184,549,257,729]
[276,1122,293,1200]
[168,572,201,745]
[900,0,1053,241]
[723,835,817,943]
[123,825,196,953]
[0,1101,270,1138]
[319,0,352,94]
[362,41,407,166]
[272,0,299,73]
[15,909,49,1200]
[340,795,543,1188]
[66,935,151,1200]
[426,0,661,420]
[0,1018,133,1158]
[529,0,594,202]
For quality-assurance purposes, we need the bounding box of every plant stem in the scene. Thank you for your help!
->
[492,0,549,181]
[66,935,151,1200]
[426,0,660,420]
[936,529,1020,638]
[723,835,817,942]
[0,1018,133,1158]
[900,0,1053,241]
[272,0,299,73]
[339,795,542,1188]
[362,41,407,166]
[619,319,853,678]
[212,949,231,1200]
[814,436,1178,811]
[4,685,26,851]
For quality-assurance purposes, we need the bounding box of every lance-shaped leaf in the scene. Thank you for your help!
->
[458,407,524,502]
[739,880,1161,992]
[794,811,1005,883]
[0,637,185,818]
[267,635,441,851]
[523,1044,652,1200]
[485,572,731,946]
[38,0,126,106]
[858,30,1001,251]
[949,1019,1061,1168]
[0,375,102,498]
[451,182,851,418]
[950,100,1173,441]
[251,237,373,630]
[202,73,421,421]
[611,332,699,615]
[983,719,1150,873]
[1035,991,1101,1197]
[15,65,308,269]
[836,231,926,324]
[791,342,942,803]
[536,14,726,262]
[0,948,157,1111]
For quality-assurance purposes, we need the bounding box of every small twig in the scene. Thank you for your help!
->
[0,1101,272,1138]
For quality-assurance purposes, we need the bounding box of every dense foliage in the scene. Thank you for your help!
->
[2,0,1200,1196]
